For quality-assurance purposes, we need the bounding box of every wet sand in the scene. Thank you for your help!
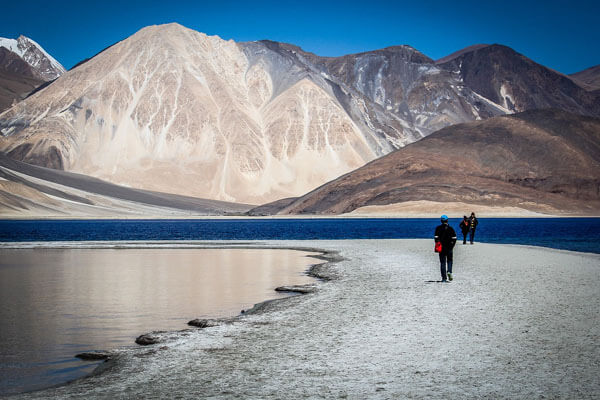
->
[10,240,600,399]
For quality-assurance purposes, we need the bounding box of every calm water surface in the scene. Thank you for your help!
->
[0,248,318,395]
[1,218,599,253]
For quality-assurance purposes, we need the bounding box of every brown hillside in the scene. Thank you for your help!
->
[275,109,600,215]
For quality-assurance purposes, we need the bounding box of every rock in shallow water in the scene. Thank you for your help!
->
[75,351,112,360]
[187,318,219,328]
[135,334,160,346]
[274,285,317,294]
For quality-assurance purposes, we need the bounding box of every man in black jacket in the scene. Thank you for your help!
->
[434,215,457,282]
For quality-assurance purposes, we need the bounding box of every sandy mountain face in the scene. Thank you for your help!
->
[0,24,383,204]
[272,110,600,215]
[0,24,598,205]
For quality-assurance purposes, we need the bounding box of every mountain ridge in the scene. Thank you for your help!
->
[1,23,598,209]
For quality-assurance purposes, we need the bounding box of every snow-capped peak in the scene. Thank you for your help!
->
[0,35,65,80]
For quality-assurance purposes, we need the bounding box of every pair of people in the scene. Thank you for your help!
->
[459,212,478,244]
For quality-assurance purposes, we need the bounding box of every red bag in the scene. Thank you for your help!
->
[434,242,442,253]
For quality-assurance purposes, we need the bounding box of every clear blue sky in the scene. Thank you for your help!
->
[2,0,598,74]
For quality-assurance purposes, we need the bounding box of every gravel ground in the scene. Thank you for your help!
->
[14,240,600,399]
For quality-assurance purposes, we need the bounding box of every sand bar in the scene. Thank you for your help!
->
[12,239,600,399]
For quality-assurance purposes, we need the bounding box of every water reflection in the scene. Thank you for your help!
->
[0,248,318,395]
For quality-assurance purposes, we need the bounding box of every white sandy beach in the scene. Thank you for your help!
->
[11,239,600,399]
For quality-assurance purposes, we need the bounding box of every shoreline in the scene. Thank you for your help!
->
[9,240,600,399]
[2,243,342,397]
[2,213,600,220]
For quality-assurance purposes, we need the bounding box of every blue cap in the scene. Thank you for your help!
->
[441,215,449,221]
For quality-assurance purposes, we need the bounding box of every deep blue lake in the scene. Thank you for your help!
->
[1,218,599,254]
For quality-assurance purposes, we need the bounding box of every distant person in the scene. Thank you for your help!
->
[434,215,457,282]
[468,212,479,244]
[459,215,470,244]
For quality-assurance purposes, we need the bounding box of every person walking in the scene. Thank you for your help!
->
[468,212,479,244]
[459,215,470,244]
[434,215,457,282]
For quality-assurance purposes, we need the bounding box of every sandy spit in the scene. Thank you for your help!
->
[14,240,600,399]
[345,200,600,218]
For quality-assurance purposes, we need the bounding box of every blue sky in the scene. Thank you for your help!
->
[2,0,598,74]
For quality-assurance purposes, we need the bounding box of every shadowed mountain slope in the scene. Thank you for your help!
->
[0,48,45,112]
[271,109,600,215]
[0,154,252,217]
[569,65,600,92]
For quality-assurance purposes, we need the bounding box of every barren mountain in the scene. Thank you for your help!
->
[0,36,65,113]
[0,35,65,81]
[0,24,384,204]
[272,110,600,215]
[252,41,508,144]
[569,65,600,92]
[437,44,600,116]
[1,24,598,207]
[0,24,504,204]
[0,48,45,111]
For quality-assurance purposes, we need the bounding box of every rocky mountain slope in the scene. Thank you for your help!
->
[0,47,45,112]
[569,65,600,92]
[0,36,65,113]
[0,24,598,206]
[0,36,65,80]
[271,110,600,215]
[436,44,600,116]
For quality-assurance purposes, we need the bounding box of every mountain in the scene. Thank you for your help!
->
[0,24,383,204]
[0,24,598,207]
[269,110,600,215]
[252,41,507,146]
[0,35,65,80]
[436,44,600,116]
[0,24,505,205]
[569,65,600,92]
[0,36,65,113]
[0,47,45,111]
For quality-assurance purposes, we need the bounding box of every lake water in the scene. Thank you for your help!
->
[1,217,599,394]
[1,218,599,253]
[0,248,318,395]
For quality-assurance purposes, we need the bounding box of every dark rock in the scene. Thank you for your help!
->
[135,334,160,346]
[187,318,219,328]
[275,285,317,294]
[75,351,112,361]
